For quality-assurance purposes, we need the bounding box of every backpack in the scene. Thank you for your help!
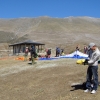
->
[31,47,36,54]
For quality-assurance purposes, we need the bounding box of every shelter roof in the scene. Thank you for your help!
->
[9,40,45,46]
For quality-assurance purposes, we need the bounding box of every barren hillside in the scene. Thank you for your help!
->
[0,16,100,53]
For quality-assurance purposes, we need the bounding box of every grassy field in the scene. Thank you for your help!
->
[0,57,100,100]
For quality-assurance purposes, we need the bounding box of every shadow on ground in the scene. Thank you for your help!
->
[28,62,32,65]
[70,82,86,91]
[28,62,37,65]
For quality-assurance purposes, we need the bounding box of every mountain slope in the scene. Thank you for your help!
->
[0,16,100,52]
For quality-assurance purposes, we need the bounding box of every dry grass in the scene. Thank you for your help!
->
[0,58,100,100]
[0,16,100,100]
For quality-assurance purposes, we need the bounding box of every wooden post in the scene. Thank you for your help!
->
[41,45,42,52]
[13,46,14,55]
[38,45,39,53]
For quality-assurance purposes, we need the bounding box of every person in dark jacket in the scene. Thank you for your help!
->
[56,47,60,57]
[30,45,37,64]
[46,49,51,58]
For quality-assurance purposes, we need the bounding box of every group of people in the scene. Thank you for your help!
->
[45,47,64,58]
[24,43,100,94]
[71,43,100,94]
[24,46,65,62]
[76,45,88,54]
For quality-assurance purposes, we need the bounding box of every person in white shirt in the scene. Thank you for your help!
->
[84,43,100,94]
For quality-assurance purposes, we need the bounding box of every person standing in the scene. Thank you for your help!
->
[61,49,64,56]
[24,47,29,61]
[56,47,60,57]
[46,49,51,58]
[30,45,37,64]
[84,46,88,54]
[76,45,80,51]
[56,47,58,57]
[84,43,100,94]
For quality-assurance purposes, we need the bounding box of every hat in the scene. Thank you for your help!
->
[88,43,95,49]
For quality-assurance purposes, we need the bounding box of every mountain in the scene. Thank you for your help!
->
[0,16,100,53]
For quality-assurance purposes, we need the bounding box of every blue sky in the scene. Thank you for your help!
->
[0,0,100,18]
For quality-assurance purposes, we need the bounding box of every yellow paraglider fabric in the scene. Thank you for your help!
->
[76,59,85,64]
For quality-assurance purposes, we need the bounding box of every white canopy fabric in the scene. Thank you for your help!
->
[60,50,88,59]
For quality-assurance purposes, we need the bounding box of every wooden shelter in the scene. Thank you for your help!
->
[9,40,45,55]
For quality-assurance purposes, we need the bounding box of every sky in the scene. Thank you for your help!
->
[0,0,100,19]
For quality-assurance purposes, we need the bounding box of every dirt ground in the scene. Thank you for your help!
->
[0,57,100,100]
